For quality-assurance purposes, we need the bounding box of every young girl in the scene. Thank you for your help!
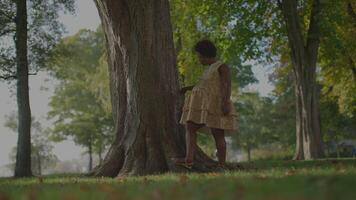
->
[174,39,238,169]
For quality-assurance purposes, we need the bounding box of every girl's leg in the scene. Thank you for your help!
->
[185,121,204,163]
[211,128,226,166]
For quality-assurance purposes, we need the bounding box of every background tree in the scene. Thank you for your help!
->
[321,100,356,157]
[234,92,266,161]
[277,0,324,159]
[47,28,114,171]
[318,0,356,117]
[4,112,58,176]
[0,0,74,177]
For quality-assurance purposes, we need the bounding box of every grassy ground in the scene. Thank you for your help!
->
[1,159,356,200]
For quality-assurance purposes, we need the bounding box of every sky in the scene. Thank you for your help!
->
[0,0,273,172]
[0,0,100,170]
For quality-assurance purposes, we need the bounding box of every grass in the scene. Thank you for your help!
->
[1,158,356,200]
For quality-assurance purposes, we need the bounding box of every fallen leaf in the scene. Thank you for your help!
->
[179,175,189,185]
[98,183,115,193]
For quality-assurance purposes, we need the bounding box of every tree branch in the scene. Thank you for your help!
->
[1,66,15,74]
[306,0,321,65]
[277,0,283,10]
[0,72,38,80]
[0,28,16,37]
[280,0,305,77]
[0,74,17,80]
[348,56,356,79]
[347,1,356,22]
[0,9,15,22]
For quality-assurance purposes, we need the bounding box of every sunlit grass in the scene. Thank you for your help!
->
[1,159,356,200]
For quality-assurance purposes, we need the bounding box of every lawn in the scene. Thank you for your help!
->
[0,159,356,200]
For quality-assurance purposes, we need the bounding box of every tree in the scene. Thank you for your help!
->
[277,0,324,159]
[47,28,114,171]
[233,92,294,161]
[320,100,356,157]
[268,61,297,150]
[0,0,74,177]
[14,0,32,178]
[318,0,356,117]
[4,112,58,176]
[234,93,265,161]
[89,0,234,177]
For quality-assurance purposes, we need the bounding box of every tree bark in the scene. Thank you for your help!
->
[280,0,324,160]
[14,0,32,177]
[247,146,251,162]
[293,86,304,160]
[88,0,224,177]
[88,139,93,172]
[98,144,103,165]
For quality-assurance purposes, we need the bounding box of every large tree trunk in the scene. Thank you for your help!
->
[246,146,251,162]
[98,144,103,165]
[88,139,93,172]
[293,85,304,160]
[14,0,32,177]
[88,0,222,177]
[280,0,324,160]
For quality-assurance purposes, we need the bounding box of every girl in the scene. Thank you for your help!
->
[174,39,238,169]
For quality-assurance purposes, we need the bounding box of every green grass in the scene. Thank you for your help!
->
[1,159,356,200]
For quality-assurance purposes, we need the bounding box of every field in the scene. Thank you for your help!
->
[1,159,356,200]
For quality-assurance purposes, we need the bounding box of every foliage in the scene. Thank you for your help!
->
[321,100,356,147]
[47,28,114,158]
[170,0,259,89]
[0,0,75,81]
[4,112,58,175]
[318,0,356,116]
[170,0,356,125]
[233,93,272,159]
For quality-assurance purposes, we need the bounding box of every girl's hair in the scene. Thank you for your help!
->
[194,39,217,58]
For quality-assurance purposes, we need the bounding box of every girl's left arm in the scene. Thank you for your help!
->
[219,64,231,102]
[218,64,231,115]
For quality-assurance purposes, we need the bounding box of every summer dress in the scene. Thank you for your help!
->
[179,61,238,134]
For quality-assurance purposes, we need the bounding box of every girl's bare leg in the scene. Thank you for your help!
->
[211,128,226,166]
[185,121,204,163]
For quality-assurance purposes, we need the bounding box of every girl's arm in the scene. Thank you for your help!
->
[218,64,231,115]
[180,85,195,94]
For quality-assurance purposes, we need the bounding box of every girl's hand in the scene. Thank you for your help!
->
[179,85,194,94]
[179,87,189,94]
[221,100,231,115]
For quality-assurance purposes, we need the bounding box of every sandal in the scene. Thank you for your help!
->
[172,157,193,169]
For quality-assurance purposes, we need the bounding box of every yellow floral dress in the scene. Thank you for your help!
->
[179,61,238,134]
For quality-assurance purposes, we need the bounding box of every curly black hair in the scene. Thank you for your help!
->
[194,39,217,58]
